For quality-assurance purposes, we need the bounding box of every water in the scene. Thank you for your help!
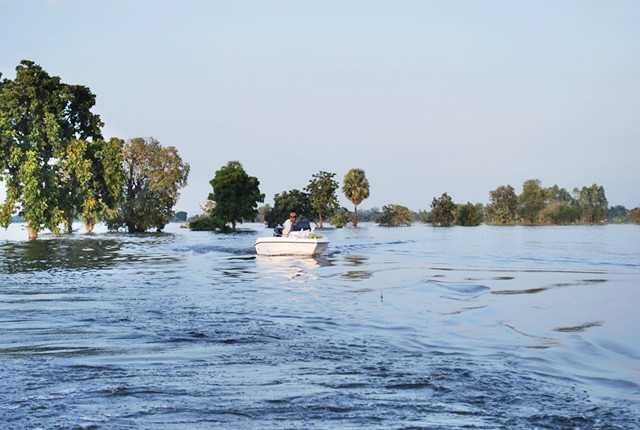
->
[1,222,638,429]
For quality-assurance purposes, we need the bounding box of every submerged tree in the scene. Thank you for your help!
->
[342,168,370,227]
[518,179,546,224]
[455,202,484,226]
[59,138,124,233]
[208,161,264,231]
[304,171,339,228]
[0,60,103,239]
[107,137,189,233]
[429,192,456,227]
[574,184,608,223]
[376,204,414,227]
[486,185,518,225]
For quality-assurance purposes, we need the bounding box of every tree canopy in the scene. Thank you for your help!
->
[429,192,456,227]
[342,168,370,227]
[376,204,414,227]
[59,138,124,233]
[107,137,189,233]
[0,60,104,238]
[486,185,518,225]
[208,161,264,231]
[304,171,339,228]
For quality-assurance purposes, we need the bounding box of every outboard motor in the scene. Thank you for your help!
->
[292,221,311,231]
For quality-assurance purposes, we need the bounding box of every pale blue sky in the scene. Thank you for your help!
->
[2,0,639,215]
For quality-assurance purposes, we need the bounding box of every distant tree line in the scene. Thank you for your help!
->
[190,165,371,231]
[190,161,638,231]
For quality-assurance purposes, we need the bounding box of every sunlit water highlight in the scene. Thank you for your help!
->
[1,222,638,429]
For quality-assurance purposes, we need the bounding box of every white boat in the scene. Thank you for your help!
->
[255,231,329,257]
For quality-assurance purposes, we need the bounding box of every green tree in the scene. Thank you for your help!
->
[518,179,546,224]
[574,184,608,223]
[455,202,484,226]
[376,204,414,227]
[264,189,312,228]
[208,161,264,231]
[607,205,631,223]
[304,171,339,228]
[329,207,351,228]
[59,138,124,233]
[486,185,518,225]
[342,168,370,227]
[538,184,580,224]
[0,60,103,239]
[630,207,640,224]
[108,137,190,232]
[429,192,456,226]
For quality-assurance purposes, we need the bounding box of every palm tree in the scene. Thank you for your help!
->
[342,168,370,227]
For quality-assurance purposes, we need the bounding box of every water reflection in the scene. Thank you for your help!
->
[255,255,330,283]
[0,237,122,273]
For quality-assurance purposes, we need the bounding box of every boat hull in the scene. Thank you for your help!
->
[255,236,329,256]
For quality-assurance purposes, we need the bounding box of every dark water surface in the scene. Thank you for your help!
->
[1,223,638,429]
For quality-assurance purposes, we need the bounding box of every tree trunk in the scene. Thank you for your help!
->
[86,222,94,234]
[353,205,359,228]
[28,227,38,240]
[318,213,324,229]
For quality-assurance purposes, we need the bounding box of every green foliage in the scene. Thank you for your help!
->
[486,185,518,225]
[207,161,264,231]
[59,138,124,233]
[574,184,608,223]
[264,189,312,228]
[539,201,581,224]
[342,168,370,227]
[108,137,190,233]
[304,171,339,228]
[188,213,228,231]
[518,179,546,224]
[630,208,640,224]
[455,202,484,226]
[0,60,103,238]
[376,204,414,227]
[429,192,456,227]
[329,207,351,228]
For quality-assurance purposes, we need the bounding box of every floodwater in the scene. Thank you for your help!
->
[0,222,638,429]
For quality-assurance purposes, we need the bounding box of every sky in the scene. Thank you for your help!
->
[1,0,639,215]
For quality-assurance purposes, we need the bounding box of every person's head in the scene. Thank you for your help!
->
[289,212,297,221]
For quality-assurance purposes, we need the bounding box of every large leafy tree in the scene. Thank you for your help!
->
[455,202,484,226]
[574,184,608,223]
[208,161,264,231]
[518,179,546,224]
[59,138,124,233]
[107,137,190,233]
[429,192,456,227]
[304,171,339,228]
[486,185,518,225]
[342,168,370,227]
[0,60,103,239]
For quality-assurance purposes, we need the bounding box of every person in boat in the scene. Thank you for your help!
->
[282,212,297,237]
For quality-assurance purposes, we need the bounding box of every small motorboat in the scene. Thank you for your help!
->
[255,221,329,257]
